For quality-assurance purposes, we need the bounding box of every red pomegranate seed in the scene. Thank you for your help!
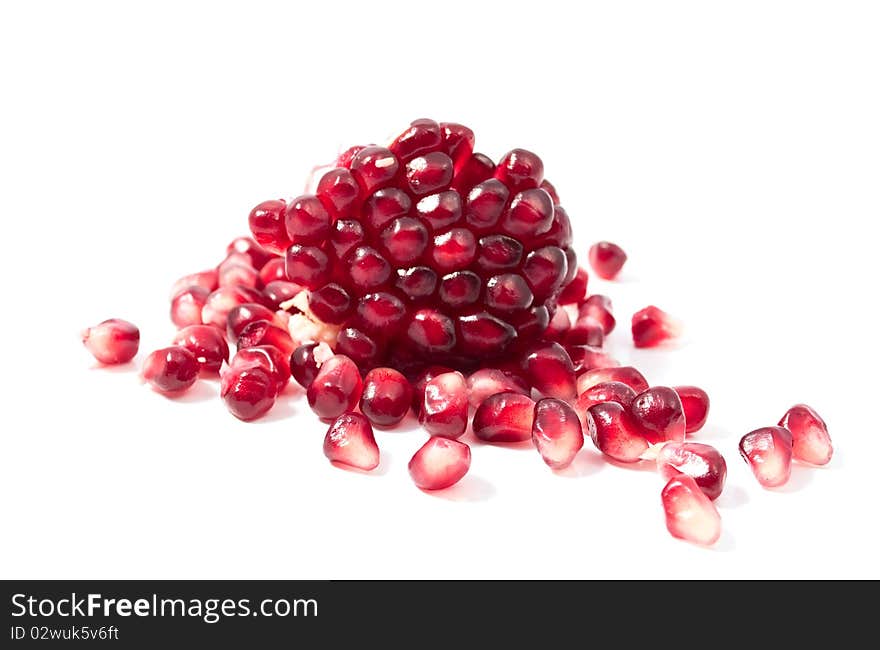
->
[169,269,218,300]
[82,318,140,365]
[308,283,353,324]
[545,306,571,341]
[540,179,560,205]
[557,267,588,305]
[575,381,637,421]
[354,291,407,335]
[473,392,536,443]
[380,217,430,266]
[657,442,727,500]
[532,398,585,469]
[457,311,517,356]
[316,167,360,220]
[408,437,471,490]
[307,354,363,420]
[284,195,332,245]
[630,386,686,444]
[589,401,649,463]
[258,258,287,285]
[226,302,278,340]
[466,368,529,408]
[217,257,259,290]
[739,426,794,488]
[352,147,401,193]
[577,366,649,395]
[285,245,330,289]
[579,294,615,334]
[420,371,468,439]
[632,305,681,348]
[452,152,494,193]
[465,180,509,232]
[411,365,454,414]
[236,320,296,357]
[172,324,229,374]
[495,148,543,192]
[673,386,711,434]
[360,367,413,427]
[362,188,412,233]
[345,245,392,291]
[430,228,477,272]
[566,345,619,374]
[221,365,276,421]
[248,199,291,254]
[142,347,199,394]
[438,271,481,310]
[171,286,210,328]
[290,342,333,389]
[521,342,577,402]
[588,241,627,280]
[440,122,475,170]
[563,316,605,348]
[324,412,380,471]
[226,236,274,270]
[475,233,522,273]
[230,345,290,397]
[262,280,302,310]
[405,152,454,195]
[201,286,253,330]
[335,327,382,368]
[661,474,722,546]
[395,266,438,302]
[778,404,832,466]
[500,188,554,239]
[390,118,442,160]
[329,218,366,260]
[406,309,457,355]
[416,190,462,231]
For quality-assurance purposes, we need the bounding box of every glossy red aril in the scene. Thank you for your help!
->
[230,345,290,397]
[285,195,331,246]
[532,398,586,469]
[201,286,254,330]
[564,316,605,348]
[221,366,276,421]
[262,280,302,310]
[82,319,140,365]
[466,368,529,408]
[170,269,218,300]
[316,167,359,220]
[142,347,199,394]
[588,241,627,280]
[171,286,210,328]
[778,404,833,466]
[289,342,333,389]
[307,354,363,420]
[411,365,454,414]
[630,387,686,444]
[577,366,649,395]
[217,256,259,290]
[408,437,471,490]
[226,302,278,341]
[360,367,413,427]
[323,413,380,471]
[632,305,681,348]
[545,306,571,341]
[236,320,296,357]
[661,474,722,546]
[258,258,287,285]
[172,325,229,374]
[566,345,619,374]
[248,199,291,254]
[420,371,468,439]
[579,295,615,334]
[575,382,637,425]
[739,426,793,487]
[558,267,588,305]
[521,342,577,401]
[308,283,353,324]
[495,149,543,192]
[674,386,710,434]
[452,152,494,193]
[227,236,273,270]
[657,442,727,500]
[285,245,330,289]
[473,392,536,443]
[589,401,649,463]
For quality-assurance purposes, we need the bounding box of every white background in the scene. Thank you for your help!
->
[1,0,878,579]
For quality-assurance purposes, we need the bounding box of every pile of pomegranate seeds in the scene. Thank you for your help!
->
[82,118,834,547]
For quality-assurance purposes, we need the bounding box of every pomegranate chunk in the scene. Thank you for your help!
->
[673,386,710,434]
[307,354,363,420]
[521,342,577,402]
[323,412,380,471]
[739,426,793,488]
[532,398,586,469]
[588,241,627,280]
[657,442,727,500]
[632,305,681,348]
[142,347,199,394]
[360,367,413,427]
[577,366,649,395]
[630,386,686,444]
[82,318,140,365]
[661,474,722,546]
[408,437,471,490]
[473,392,536,443]
[420,371,468,439]
[778,404,833,466]
[589,401,648,462]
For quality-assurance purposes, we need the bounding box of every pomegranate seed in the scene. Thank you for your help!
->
[521,342,577,402]
[170,286,210,328]
[362,188,412,233]
[230,345,290,397]
[406,309,457,355]
[495,148,543,192]
[739,426,794,488]
[396,266,438,302]
[284,195,332,245]
[329,219,366,260]
[466,368,529,408]
[416,190,462,231]
[172,325,229,374]
[226,236,274,270]
[405,152,454,195]
[544,305,571,341]
[380,217,429,265]
[430,227,477,272]
[169,269,218,300]
[475,234,522,273]
[351,147,400,194]
[437,271,481,310]
[420,371,468,439]
[307,354,363,420]
[390,118,442,160]
[360,367,413,427]
[316,168,360,220]
[411,365,454,414]
[630,386,686,444]
[589,401,649,462]
[217,257,259,290]
[335,327,382,368]
[408,437,471,490]
[575,381,637,422]
[465,180,509,232]
[566,345,619,374]
[248,199,291,254]
[557,267,588,305]
[473,392,536,443]
[440,122,475,170]
[540,179,560,205]
[452,152,494,193]
[673,386,711,434]
[82,318,140,365]
[532,398,585,469]
[226,302,278,340]
[457,311,517,356]
[563,316,605,348]
[500,188,554,239]
[290,342,333,389]
[657,442,727,500]
[579,294,615,334]
[345,245,392,291]
[262,280,302,310]
[142,347,199,394]
[236,320,296,357]
[354,291,407,335]
[323,412,380,471]
[201,286,253,330]
[576,366,649,395]
[778,404,832,466]
[661,474,722,546]
[632,305,681,348]
[258,258,287,285]
[588,241,627,280]
[308,283,353,324]
[221,365,276,421]
[285,245,330,289]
